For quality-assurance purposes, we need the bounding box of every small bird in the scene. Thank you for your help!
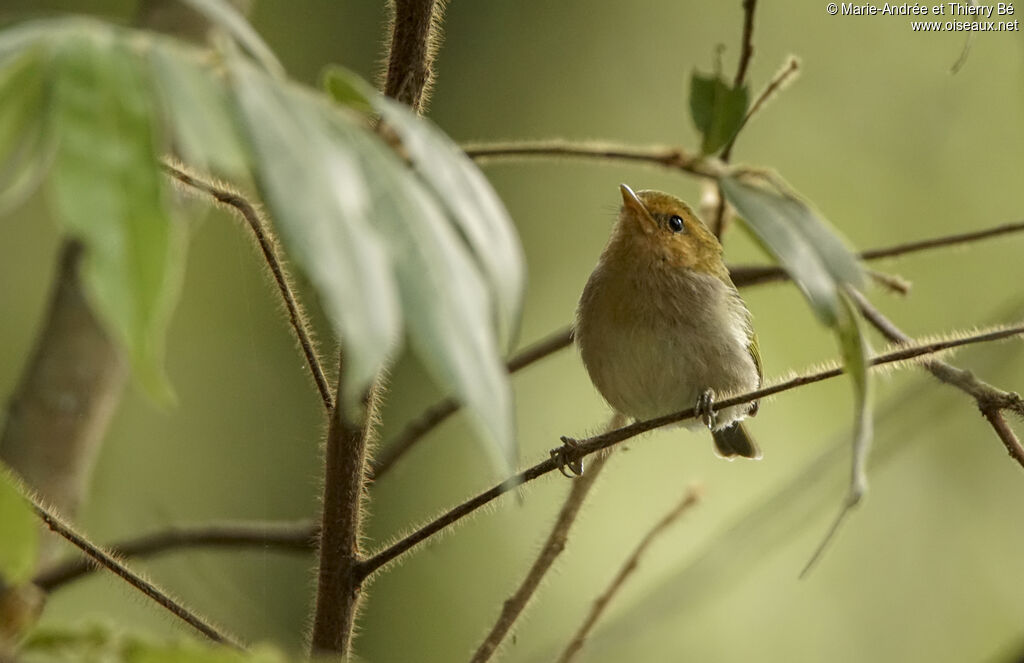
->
[573,184,763,459]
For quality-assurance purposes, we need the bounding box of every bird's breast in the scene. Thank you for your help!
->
[575,265,757,422]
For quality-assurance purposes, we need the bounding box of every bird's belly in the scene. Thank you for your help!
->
[579,315,757,425]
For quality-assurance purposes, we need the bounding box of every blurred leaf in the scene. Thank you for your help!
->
[323,65,526,352]
[148,44,248,177]
[0,467,37,586]
[689,72,748,155]
[49,32,184,402]
[229,59,401,411]
[324,110,517,473]
[836,289,873,501]
[21,626,288,663]
[720,172,863,324]
[0,48,53,214]
[176,0,283,76]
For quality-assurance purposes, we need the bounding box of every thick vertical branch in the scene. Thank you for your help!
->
[310,362,379,655]
[0,243,126,560]
[383,0,446,112]
[310,3,446,653]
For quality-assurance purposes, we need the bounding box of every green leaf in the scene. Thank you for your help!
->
[323,66,526,351]
[22,627,288,663]
[49,32,184,402]
[689,71,749,155]
[176,0,283,76]
[0,47,52,214]
[836,289,873,504]
[720,173,864,324]
[0,467,37,586]
[148,43,248,178]
[325,111,517,473]
[228,59,400,410]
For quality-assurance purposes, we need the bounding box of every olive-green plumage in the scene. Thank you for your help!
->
[574,184,762,459]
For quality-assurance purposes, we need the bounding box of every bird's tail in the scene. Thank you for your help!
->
[712,422,761,460]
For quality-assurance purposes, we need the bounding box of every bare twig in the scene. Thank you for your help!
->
[720,56,801,164]
[558,487,702,663]
[729,218,1024,287]
[164,163,333,412]
[470,414,624,663]
[867,269,911,296]
[355,322,1024,579]
[34,519,316,592]
[370,328,574,480]
[713,0,759,240]
[849,289,1024,460]
[732,0,757,88]
[29,497,240,647]
[310,362,380,656]
[463,141,723,179]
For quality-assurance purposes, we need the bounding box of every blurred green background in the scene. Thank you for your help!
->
[3,1,1024,661]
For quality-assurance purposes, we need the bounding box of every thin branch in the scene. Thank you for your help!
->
[713,0,759,237]
[163,163,333,412]
[310,362,380,656]
[355,322,1024,579]
[29,497,241,647]
[34,519,316,592]
[470,414,624,663]
[720,56,801,164]
[557,487,702,663]
[849,289,1024,462]
[732,0,757,88]
[463,141,723,179]
[729,218,1024,287]
[370,328,573,480]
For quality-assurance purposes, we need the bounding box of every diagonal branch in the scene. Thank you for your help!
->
[29,496,241,647]
[557,486,702,663]
[355,322,1024,579]
[470,413,624,663]
[848,289,1024,463]
[164,163,333,412]
[375,218,1024,480]
[33,519,316,592]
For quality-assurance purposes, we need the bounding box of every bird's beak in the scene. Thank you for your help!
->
[619,183,656,234]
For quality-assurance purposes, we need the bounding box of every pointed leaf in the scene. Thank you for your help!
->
[720,173,864,324]
[324,66,526,351]
[0,47,52,214]
[0,467,37,586]
[229,59,400,409]
[689,71,749,155]
[50,32,184,401]
[836,289,872,503]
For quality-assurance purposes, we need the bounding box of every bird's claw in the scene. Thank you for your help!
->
[550,436,585,478]
[696,388,717,430]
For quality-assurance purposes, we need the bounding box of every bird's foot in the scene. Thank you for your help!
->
[696,388,718,430]
[550,436,585,478]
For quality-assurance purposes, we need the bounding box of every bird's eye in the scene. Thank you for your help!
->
[667,215,685,233]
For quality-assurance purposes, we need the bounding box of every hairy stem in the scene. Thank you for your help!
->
[383,0,446,112]
[34,519,315,592]
[310,363,379,656]
[164,163,333,411]
[29,495,240,647]
[470,413,624,663]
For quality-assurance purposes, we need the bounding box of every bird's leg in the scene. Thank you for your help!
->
[550,436,585,478]
[696,388,718,429]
